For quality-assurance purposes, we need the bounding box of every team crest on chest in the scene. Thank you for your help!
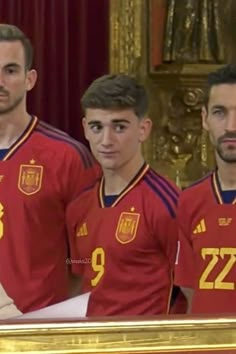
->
[18,160,43,195]
[115,211,140,244]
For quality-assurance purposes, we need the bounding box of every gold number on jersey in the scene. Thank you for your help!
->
[91,247,105,287]
[0,203,3,239]
[199,248,219,289]
[199,247,236,290]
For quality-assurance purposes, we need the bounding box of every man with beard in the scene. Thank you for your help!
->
[175,64,236,314]
[0,24,98,313]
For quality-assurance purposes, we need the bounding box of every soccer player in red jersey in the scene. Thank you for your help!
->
[67,74,186,316]
[175,64,236,314]
[0,24,99,313]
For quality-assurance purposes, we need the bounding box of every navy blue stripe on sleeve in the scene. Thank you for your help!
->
[36,125,94,168]
[144,175,177,218]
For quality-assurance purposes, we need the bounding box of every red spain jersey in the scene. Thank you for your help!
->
[0,116,99,313]
[67,164,180,316]
[175,171,236,314]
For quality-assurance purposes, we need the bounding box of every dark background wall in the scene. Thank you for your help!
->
[0,0,109,142]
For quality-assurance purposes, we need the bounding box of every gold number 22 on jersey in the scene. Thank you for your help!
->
[91,247,105,287]
[0,203,3,239]
[199,247,236,290]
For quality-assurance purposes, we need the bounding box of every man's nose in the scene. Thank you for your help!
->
[0,72,5,87]
[101,127,114,145]
[225,113,236,132]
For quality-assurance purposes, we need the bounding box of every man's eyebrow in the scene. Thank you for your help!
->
[210,105,225,110]
[111,119,130,123]
[4,63,21,68]
[87,119,130,125]
[87,120,101,125]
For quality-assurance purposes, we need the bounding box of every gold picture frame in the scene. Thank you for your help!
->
[1,316,236,353]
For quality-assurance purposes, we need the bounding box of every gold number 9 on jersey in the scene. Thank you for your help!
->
[91,247,105,287]
[0,203,3,239]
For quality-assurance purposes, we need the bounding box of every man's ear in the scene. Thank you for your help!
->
[139,117,152,142]
[82,117,89,140]
[201,106,209,131]
[26,69,37,91]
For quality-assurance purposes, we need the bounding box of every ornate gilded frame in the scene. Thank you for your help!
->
[109,0,145,76]
[1,317,236,353]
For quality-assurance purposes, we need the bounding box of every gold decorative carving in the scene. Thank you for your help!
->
[109,1,223,187]
[163,0,225,64]
[148,82,214,187]
[109,0,143,75]
[144,63,218,187]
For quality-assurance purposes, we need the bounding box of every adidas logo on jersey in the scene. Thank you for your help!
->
[76,223,88,237]
[193,219,206,234]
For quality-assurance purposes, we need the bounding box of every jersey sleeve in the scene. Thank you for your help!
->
[66,199,84,275]
[155,207,178,269]
[174,195,195,288]
[60,142,100,204]
[61,142,100,274]
[150,177,180,269]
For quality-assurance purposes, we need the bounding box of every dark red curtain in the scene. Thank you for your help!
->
[0,0,109,141]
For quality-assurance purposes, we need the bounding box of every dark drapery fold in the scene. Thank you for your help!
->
[0,0,109,141]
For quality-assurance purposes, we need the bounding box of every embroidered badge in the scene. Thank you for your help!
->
[115,211,140,244]
[18,161,43,195]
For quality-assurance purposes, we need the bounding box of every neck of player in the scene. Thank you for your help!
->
[0,107,31,149]
[217,158,236,190]
[103,155,145,195]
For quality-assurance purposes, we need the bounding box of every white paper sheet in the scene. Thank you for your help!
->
[17,292,90,319]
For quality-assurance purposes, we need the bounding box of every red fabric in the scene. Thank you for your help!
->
[67,166,180,316]
[150,0,167,68]
[0,116,99,312]
[0,0,109,142]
